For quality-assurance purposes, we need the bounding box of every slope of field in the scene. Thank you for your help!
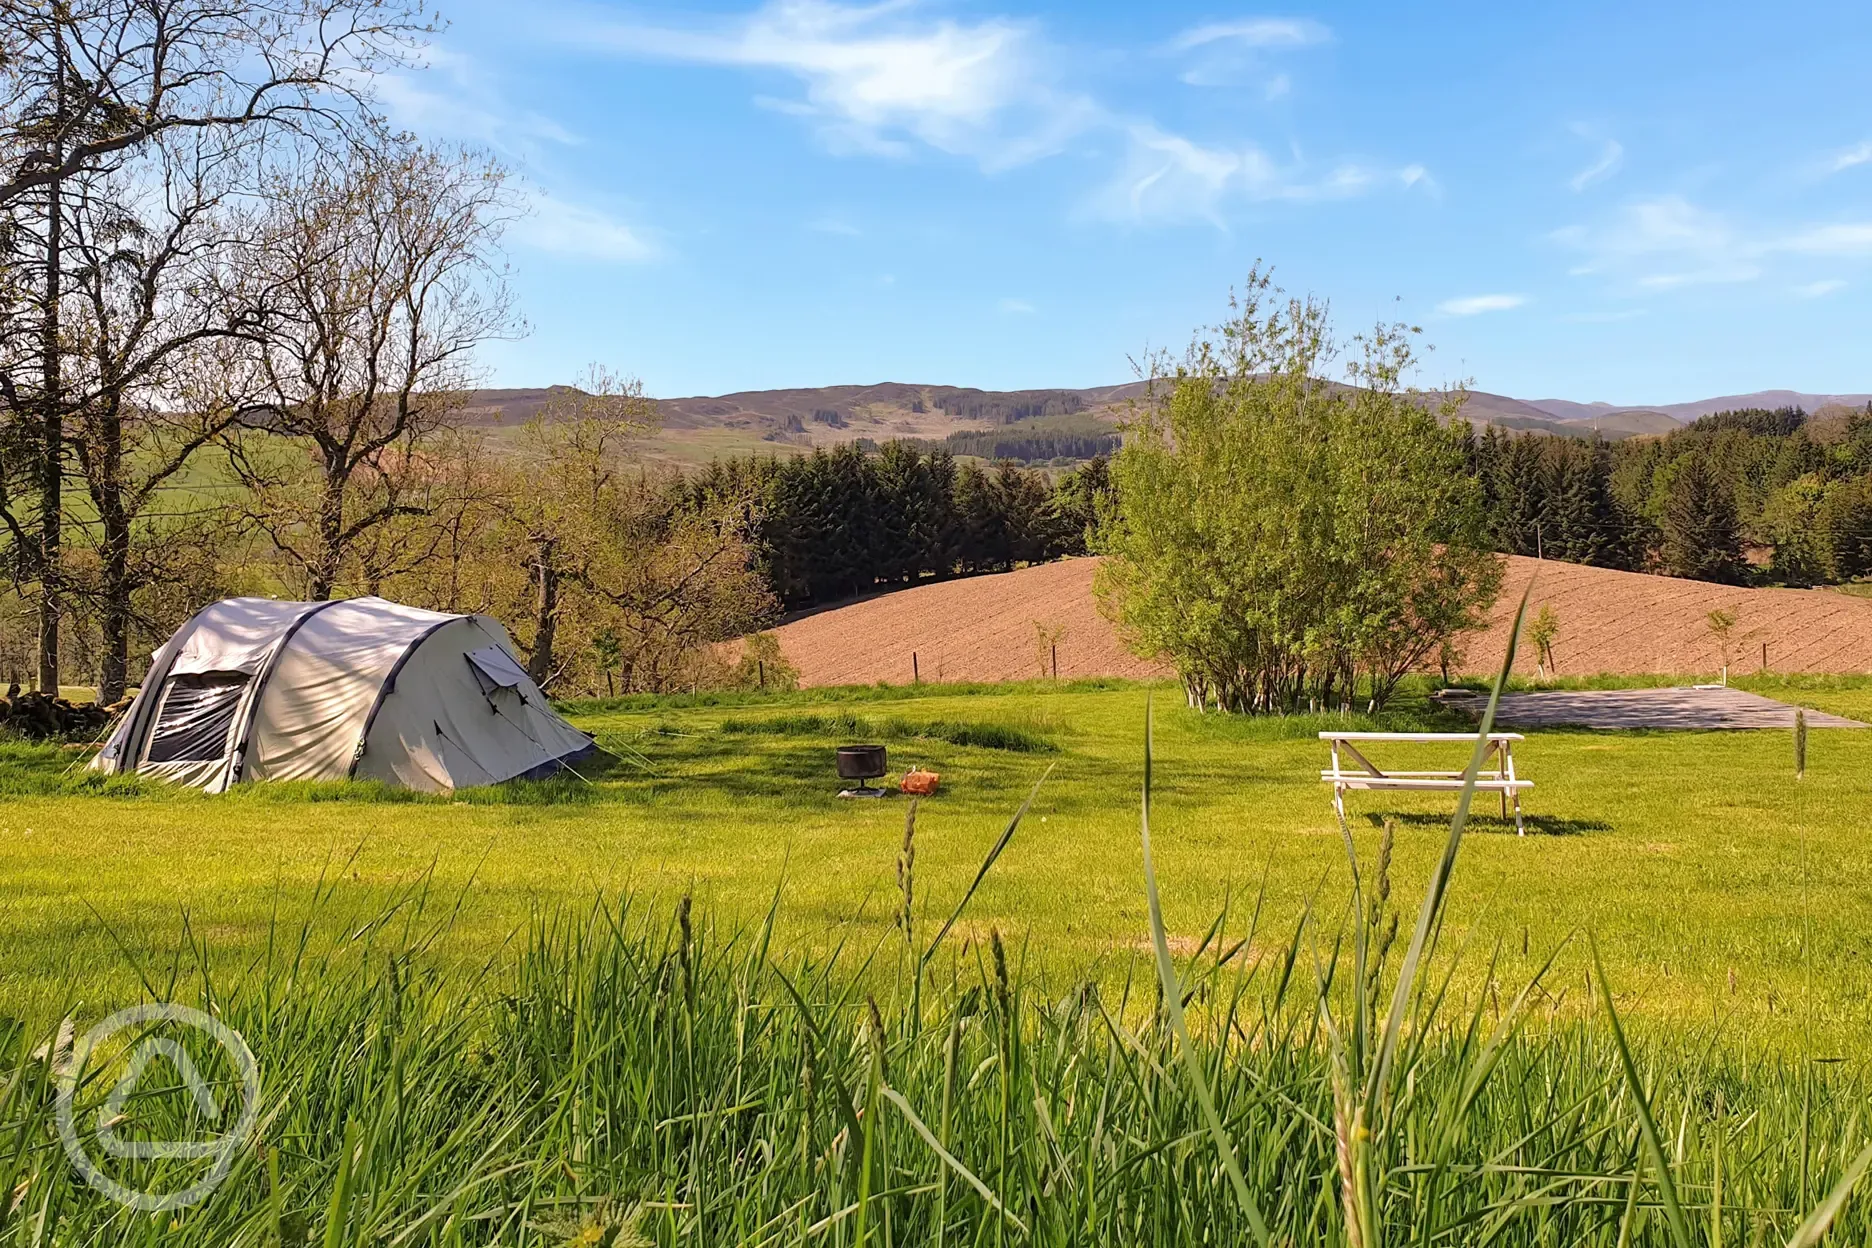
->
[769,558,1168,686]
[1473,557,1872,676]
[768,555,1872,686]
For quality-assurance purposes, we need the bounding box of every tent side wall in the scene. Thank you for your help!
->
[353,616,593,793]
[244,599,460,785]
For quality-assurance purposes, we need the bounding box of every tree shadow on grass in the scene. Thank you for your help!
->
[1362,810,1610,837]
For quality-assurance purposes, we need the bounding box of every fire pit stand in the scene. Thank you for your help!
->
[836,744,890,798]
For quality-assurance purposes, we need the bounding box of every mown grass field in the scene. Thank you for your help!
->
[4,674,1871,1054]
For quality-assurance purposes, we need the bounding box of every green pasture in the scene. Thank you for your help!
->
[3,674,1870,1051]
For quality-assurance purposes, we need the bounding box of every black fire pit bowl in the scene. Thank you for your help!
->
[836,744,889,798]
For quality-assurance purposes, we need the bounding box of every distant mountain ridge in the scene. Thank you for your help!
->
[1524,391,1872,425]
[457,382,1870,459]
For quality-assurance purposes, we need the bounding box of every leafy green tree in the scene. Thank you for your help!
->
[1528,605,1560,675]
[1096,270,1500,713]
[730,632,799,691]
[1762,474,1833,585]
[1819,477,1872,580]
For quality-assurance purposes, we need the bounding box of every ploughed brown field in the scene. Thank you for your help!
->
[766,555,1872,686]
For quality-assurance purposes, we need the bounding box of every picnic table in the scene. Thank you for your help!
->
[1319,731,1532,835]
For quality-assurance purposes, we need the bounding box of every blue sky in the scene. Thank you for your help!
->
[391,1,1872,404]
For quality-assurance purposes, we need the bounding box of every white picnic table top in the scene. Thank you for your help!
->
[1319,730,1531,833]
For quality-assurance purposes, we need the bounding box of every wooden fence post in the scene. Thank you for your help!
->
[912,652,919,684]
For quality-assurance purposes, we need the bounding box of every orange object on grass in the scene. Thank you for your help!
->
[901,767,940,796]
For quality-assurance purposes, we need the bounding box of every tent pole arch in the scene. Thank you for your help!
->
[345,616,460,779]
[220,599,346,788]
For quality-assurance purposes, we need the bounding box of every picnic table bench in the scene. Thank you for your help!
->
[1320,731,1532,835]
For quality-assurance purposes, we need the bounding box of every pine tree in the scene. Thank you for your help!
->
[871,441,926,586]
[1046,455,1112,558]
[1821,478,1872,580]
[1662,454,1747,583]
[954,462,1006,572]
[1550,438,1630,567]
[1489,433,1547,556]
[922,450,961,579]
[996,463,1051,565]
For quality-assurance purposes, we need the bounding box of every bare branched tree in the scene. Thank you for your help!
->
[582,481,777,695]
[501,371,657,685]
[0,0,429,208]
[59,133,264,700]
[227,134,520,600]
[0,0,427,690]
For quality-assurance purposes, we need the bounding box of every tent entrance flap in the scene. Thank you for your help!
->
[145,672,251,763]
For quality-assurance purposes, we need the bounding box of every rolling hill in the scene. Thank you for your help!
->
[1527,390,1872,425]
[456,381,1866,466]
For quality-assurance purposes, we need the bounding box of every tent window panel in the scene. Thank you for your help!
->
[146,672,250,763]
[466,646,529,697]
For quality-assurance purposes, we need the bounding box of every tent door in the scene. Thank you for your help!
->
[144,672,252,764]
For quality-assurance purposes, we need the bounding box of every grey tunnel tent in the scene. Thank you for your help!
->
[92,597,597,793]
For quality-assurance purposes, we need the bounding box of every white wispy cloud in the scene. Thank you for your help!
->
[376,50,656,264]
[377,48,580,155]
[1554,195,1872,291]
[997,297,1036,314]
[1779,223,1872,255]
[1829,140,1872,173]
[1084,124,1429,225]
[1795,279,1846,298]
[1552,196,1758,288]
[1437,293,1528,316]
[1166,17,1331,53]
[1167,16,1330,89]
[1568,138,1623,192]
[576,3,1422,231]
[583,0,1097,170]
[513,195,657,263]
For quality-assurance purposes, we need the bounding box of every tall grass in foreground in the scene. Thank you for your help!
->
[4,612,1870,1244]
[3,869,1869,1245]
